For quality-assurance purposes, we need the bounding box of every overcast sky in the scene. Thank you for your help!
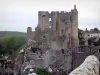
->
[0,0,100,32]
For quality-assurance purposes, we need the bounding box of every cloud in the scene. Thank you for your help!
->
[0,12,38,32]
[0,0,100,32]
[79,18,100,30]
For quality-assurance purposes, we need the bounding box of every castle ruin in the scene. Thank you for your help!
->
[14,5,80,75]
[27,5,79,49]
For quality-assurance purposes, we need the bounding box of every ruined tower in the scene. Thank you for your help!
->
[38,11,50,31]
[27,5,79,47]
[27,27,34,40]
[51,11,59,32]
[70,5,79,46]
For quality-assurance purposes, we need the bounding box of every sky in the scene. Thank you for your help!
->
[0,0,100,32]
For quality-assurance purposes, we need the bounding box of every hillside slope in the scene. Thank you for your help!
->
[0,31,26,38]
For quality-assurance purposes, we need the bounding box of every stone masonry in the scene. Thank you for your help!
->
[27,5,79,47]
[14,5,79,75]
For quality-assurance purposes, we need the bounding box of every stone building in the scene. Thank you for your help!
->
[14,5,79,75]
[83,28,100,38]
[27,5,79,48]
[83,28,100,45]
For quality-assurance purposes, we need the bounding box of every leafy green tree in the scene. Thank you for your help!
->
[34,68,51,75]
[78,28,85,45]
[0,34,26,56]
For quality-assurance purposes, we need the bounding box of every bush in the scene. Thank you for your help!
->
[88,37,100,46]
[78,29,85,45]
[0,34,26,57]
[34,68,51,75]
[23,67,51,75]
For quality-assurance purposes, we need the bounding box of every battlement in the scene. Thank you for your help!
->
[38,9,77,15]
[38,11,49,16]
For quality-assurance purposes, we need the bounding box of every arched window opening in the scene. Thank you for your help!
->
[49,18,51,21]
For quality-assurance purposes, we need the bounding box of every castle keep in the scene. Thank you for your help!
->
[27,5,79,49]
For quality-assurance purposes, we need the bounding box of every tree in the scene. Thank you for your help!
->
[78,29,85,45]
[0,34,26,56]
[88,37,95,45]
[94,28,99,32]
[88,37,100,46]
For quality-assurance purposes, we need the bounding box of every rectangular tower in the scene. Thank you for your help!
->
[38,11,50,31]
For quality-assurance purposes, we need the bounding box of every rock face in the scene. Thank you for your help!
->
[14,36,73,75]
[15,45,72,75]
[69,55,99,75]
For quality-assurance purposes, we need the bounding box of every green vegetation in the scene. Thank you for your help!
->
[88,37,100,46]
[23,67,51,75]
[0,31,26,38]
[0,31,27,58]
[34,68,51,75]
[78,28,85,45]
[87,28,100,46]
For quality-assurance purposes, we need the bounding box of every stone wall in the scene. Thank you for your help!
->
[38,11,50,31]
[72,45,99,70]
[27,27,34,40]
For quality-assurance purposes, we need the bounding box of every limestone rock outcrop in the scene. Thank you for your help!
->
[69,55,99,75]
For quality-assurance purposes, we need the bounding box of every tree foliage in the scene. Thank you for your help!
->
[34,68,51,75]
[88,37,100,46]
[0,34,26,56]
[94,28,99,32]
[78,29,85,45]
